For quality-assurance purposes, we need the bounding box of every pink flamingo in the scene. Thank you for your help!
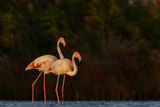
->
[25,37,66,104]
[47,51,82,104]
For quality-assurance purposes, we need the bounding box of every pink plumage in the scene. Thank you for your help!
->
[25,37,82,105]
[46,51,82,104]
[25,37,66,104]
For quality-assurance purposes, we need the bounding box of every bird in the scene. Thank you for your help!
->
[46,51,82,104]
[25,37,66,104]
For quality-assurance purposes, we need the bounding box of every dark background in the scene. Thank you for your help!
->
[0,0,160,101]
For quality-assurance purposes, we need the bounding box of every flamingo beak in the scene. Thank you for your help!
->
[78,55,82,63]
[25,62,34,71]
[63,41,66,47]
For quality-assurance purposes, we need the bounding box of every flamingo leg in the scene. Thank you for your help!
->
[32,71,43,104]
[55,75,60,104]
[62,75,66,104]
[44,73,46,104]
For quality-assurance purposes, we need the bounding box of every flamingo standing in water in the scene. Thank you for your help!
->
[46,51,82,104]
[25,37,66,104]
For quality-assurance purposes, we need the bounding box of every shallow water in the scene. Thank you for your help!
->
[0,101,160,107]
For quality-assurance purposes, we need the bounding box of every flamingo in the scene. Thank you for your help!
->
[25,37,66,104]
[46,51,82,104]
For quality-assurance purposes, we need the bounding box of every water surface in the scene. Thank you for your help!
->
[0,101,160,107]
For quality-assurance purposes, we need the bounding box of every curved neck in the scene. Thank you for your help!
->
[67,54,78,76]
[57,40,64,59]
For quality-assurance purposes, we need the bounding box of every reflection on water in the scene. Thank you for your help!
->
[0,101,160,107]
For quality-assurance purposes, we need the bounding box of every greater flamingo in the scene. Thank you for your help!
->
[47,51,82,104]
[25,37,66,104]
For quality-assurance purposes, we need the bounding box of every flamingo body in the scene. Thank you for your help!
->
[48,52,82,76]
[49,59,72,75]
[32,55,57,74]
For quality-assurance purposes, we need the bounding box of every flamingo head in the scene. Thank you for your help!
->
[59,37,66,47]
[74,51,82,63]
[25,62,35,71]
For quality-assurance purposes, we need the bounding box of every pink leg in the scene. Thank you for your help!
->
[62,75,66,104]
[44,73,46,104]
[55,75,60,104]
[32,72,43,104]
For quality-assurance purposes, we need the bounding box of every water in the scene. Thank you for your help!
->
[0,101,160,107]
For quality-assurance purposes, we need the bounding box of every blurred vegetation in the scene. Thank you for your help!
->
[0,0,160,100]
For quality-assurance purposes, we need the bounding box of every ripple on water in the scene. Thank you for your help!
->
[0,101,160,107]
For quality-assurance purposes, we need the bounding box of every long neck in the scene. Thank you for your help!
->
[57,40,64,59]
[67,54,78,76]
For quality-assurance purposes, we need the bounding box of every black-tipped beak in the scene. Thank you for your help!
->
[63,42,66,47]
